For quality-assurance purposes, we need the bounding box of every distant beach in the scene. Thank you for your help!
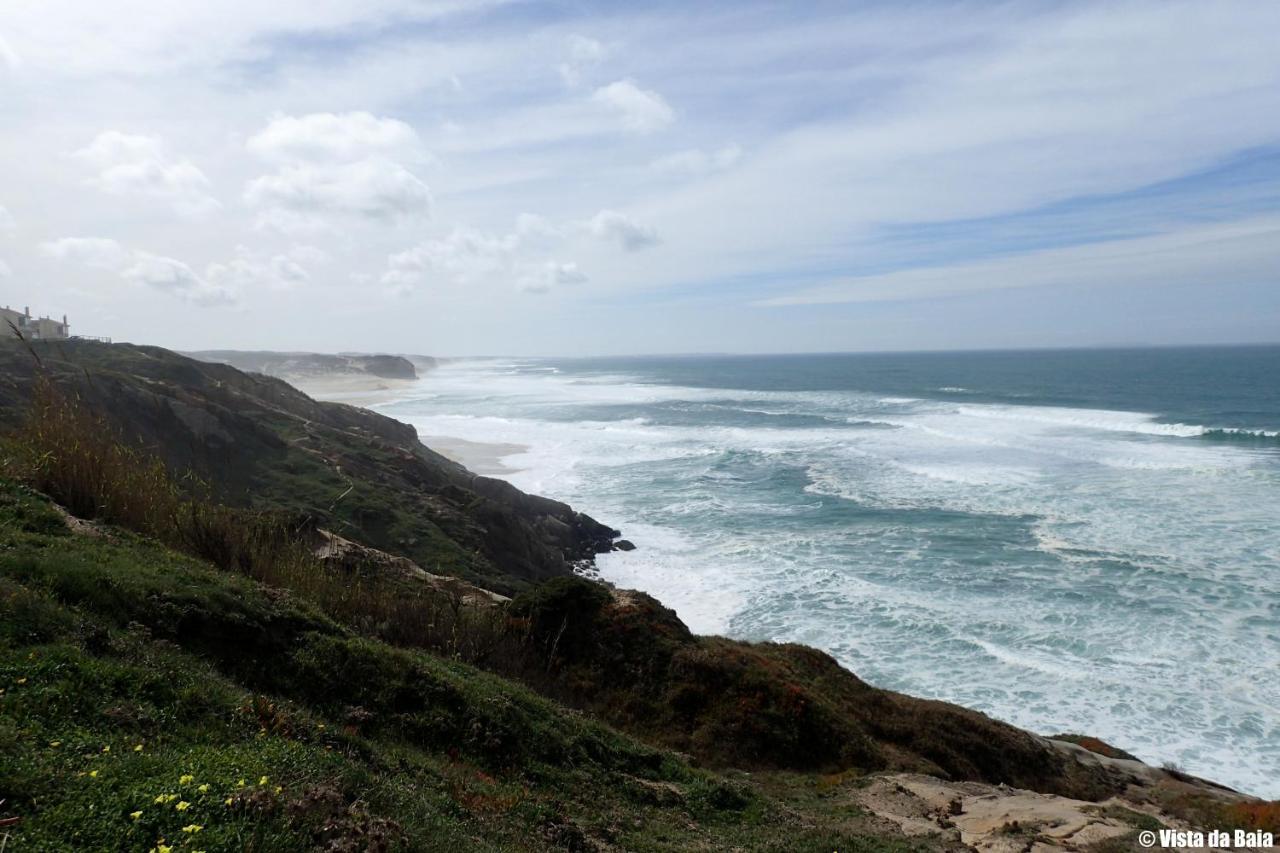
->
[417,435,528,475]
[289,374,417,407]
[294,373,528,475]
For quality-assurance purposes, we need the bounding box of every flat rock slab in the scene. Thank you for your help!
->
[854,774,1137,853]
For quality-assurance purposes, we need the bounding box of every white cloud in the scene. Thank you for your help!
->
[513,212,563,246]
[381,226,517,293]
[40,236,132,269]
[586,209,659,251]
[592,79,674,133]
[205,246,315,293]
[558,35,606,86]
[245,112,432,232]
[286,244,330,268]
[0,259,11,277]
[247,112,422,163]
[123,253,231,304]
[0,1,504,76]
[650,144,742,177]
[0,204,14,231]
[0,34,20,69]
[245,160,432,231]
[756,217,1280,306]
[41,237,236,305]
[517,260,587,294]
[74,131,219,217]
[381,215,589,295]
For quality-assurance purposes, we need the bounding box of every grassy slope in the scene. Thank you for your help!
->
[0,340,613,596]
[0,480,945,852]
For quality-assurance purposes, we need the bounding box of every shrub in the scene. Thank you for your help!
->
[507,576,612,662]
[1220,801,1280,834]
[9,377,179,536]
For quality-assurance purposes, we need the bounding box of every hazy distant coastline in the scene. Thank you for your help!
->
[192,349,528,474]
[187,349,436,406]
[188,349,437,381]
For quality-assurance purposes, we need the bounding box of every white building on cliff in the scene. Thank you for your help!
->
[1,305,71,340]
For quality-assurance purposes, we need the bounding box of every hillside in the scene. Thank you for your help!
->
[0,340,614,596]
[0,479,949,852]
[0,339,1274,851]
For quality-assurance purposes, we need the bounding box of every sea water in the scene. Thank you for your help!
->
[375,347,1280,797]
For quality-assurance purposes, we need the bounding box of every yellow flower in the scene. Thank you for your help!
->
[174,801,190,811]
[258,776,268,786]
[154,793,177,804]
[15,677,26,685]
[134,744,144,752]
[274,786,282,794]
[130,810,143,820]
[179,774,194,785]
[181,824,203,834]
[197,783,209,793]
[49,741,61,748]
[89,770,99,778]
[224,796,233,806]
[316,723,325,730]
[237,778,246,787]
[102,745,110,753]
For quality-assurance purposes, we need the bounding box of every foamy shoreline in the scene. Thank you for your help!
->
[291,372,527,475]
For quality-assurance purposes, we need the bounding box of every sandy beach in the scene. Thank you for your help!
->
[418,435,528,475]
[289,374,419,407]
[291,373,528,475]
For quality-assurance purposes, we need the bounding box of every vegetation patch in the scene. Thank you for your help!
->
[0,478,952,851]
[1052,733,1142,763]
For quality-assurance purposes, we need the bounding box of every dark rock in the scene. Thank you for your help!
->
[613,539,636,551]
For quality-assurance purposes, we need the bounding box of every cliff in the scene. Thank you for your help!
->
[0,340,615,595]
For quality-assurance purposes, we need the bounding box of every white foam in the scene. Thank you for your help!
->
[372,358,1280,798]
[954,404,1210,438]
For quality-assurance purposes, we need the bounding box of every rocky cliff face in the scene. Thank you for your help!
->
[0,340,616,594]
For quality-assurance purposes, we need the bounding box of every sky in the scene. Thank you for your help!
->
[2,0,1279,356]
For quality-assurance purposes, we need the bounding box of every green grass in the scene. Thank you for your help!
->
[0,480,945,852]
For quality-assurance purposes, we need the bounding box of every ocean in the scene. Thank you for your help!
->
[374,346,1280,797]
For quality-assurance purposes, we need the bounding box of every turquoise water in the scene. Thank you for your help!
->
[377,347,1280,796]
